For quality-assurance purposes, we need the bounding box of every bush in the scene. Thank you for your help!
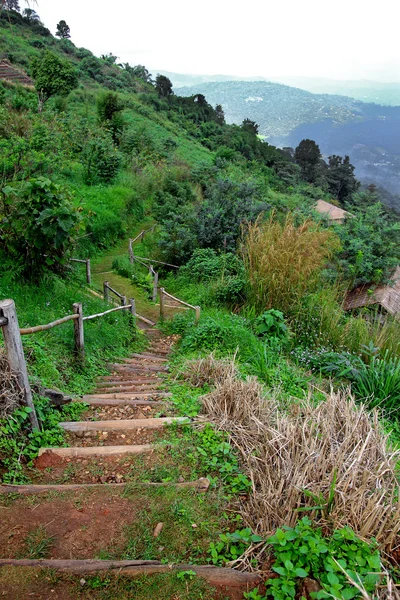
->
[82,132,123,184]
[180,248,243,282]
[0,177,82,279]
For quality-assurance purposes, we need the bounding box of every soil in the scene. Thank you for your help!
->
[81,404,160,421]
[63,427,158,447]
[29,448,194,485]
[0,489,137,560]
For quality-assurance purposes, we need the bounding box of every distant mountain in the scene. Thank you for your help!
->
[268,77,400,107]
[178,80,400,196]
[157,70,400,107]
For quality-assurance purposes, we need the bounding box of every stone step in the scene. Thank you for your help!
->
[108,364,168,373]
[129,353,168,362]
[59,416,189,432]
[38,445,154,457]
[79,398,165,407]
[94,386,164,394]
[83,392,172,400]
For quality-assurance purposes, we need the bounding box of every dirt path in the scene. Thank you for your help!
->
[0,326,260,598]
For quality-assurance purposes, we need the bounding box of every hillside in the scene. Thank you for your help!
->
[1,8,400,599]
[178,80,400,198]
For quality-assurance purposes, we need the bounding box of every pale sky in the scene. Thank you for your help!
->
[25,0,400,82]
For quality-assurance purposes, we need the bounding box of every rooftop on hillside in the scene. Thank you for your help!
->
[315,199,352,224]
[344,265,400,317]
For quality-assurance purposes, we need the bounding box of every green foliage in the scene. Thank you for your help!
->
[31,50,78,110]
[112,256,152,294]
[0,397,87,483]
[1,177,82,279]
[336,200,400,286]
[265,518,381,600]
[208,528,263,566]
[254,309,288,341]
[180,248,244,282]
[82,130,123,185]
[55,20,71,39]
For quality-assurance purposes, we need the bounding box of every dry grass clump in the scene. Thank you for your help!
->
[202,374,400,555]
[182,353,239,387]
[0,349,23,418]
[241,213,340,313]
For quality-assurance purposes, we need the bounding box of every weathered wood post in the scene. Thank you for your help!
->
[129,298,136,318]
[103,282,109,303]
[72,303,84,361]
[85,259,91,285]
[152,271,159,303]
[0,299,39,431]
[128,239,134,265]
[121,295,127,306]
[159,287,165,320]
[195,306,201,323]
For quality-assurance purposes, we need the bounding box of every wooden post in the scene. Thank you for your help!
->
[86,259,91,285]
[195,306,201,323]
[103,282,109,303]
[121,295,127,306]
[73,303,84,361]
[129,298,136,318]
[129,239,134,265]
[152,271,159,303]
[159,288,165,320]
[0,299,39,431]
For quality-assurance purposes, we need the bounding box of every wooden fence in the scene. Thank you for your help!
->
[0,289,137,432]
[159,288,200,323]
[70,258,91,285]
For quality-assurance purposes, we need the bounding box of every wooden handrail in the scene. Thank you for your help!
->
[83,304,133,321]
[104,283,124,299]
[20,313,79,335]
[161,289,197,311]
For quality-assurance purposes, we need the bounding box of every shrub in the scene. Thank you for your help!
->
[180,248,243,282]
[241,213,340,314]
[82,132,123,184]
[0,177,82,279]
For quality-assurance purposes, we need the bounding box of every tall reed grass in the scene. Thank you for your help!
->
[241,213,340,314]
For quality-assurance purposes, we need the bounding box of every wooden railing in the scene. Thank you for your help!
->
[159,288,200,323]
[0,293,137,432]
[70,258,91,285]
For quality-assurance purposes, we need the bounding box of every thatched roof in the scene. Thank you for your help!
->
[315,199,351,224]
[344,266,400,317]
[0,60,34,87]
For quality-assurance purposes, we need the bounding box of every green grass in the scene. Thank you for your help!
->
[20,525,55,559]
[0,567,229,600]
[98,486,229,564]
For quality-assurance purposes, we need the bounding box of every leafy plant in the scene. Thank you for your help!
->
[255,309,289,342]
[208,528,263,566]
[1,177,82,279]
[266,517,381,600]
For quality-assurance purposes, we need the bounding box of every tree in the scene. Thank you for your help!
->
[242,118,259,135]
[155,74,173,98]
[3,0,20,11]
[294,139,323,184]
[56,19,71,39]
[23,7,40,21]
[124,64,153,83]
[326,155,359,204]
[337,199,400,286]
[31,50,78,112]
[215,104,225,125]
